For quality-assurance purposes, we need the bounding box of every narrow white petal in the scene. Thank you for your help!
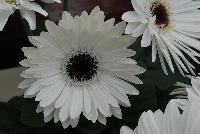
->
[20,8,36,30]
[59,88,73,122]
[120,126,135,134]
[70,88,83,119]
[83,87,92,114]
[55,85,71,108]
[0,9,14,31]
[141,27,152,47]
[20,0,48,16]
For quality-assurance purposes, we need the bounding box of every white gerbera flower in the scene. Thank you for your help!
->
[171,76,200,109]
[0,0,50,31]
[120,100,200,134]
[40,0,61,3]
[122,0,200,75]
[19,7,145,128]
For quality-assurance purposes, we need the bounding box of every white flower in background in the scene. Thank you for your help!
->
[171,76,200,109]
[122,0,200,75]
[19,7,145,128]
[120,100,200,134]
[40,0,61,3]
[0,0,52,31]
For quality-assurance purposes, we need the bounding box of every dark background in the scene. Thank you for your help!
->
[0,0,132,70]
[0,0,62,69]
[0,12,29,69]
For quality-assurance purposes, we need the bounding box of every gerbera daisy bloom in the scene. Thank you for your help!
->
[0,0,60,31]
[18,7,145,128]
[122,0,200,75]
[40,0,60,3]
[120,100,200,134]
[171,76,200,109]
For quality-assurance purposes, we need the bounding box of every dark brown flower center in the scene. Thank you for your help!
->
[66,53,98,82]
[151,2,170,29]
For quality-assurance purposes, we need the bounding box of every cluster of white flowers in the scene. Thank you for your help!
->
[0,0,60,30]
[120,0,200,133]
[122,0,200,75]
[171,76,200,109]
[0,0,199,132]
[121,100,200,134]
[121,75,200,134]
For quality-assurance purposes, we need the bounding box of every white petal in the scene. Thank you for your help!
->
[98,112,107,125]
[111,107,122,119]
[40,0,61,3]
[120,126,135,134]
[131,23,146,37]
[59,88,73,122]
[180,101,200,134]
[54,109,60,123]
[70,88,83,119]
[43,104,54,117]
[125,22,140,34]
[141,27,152,47]
[89,85,110,116]
[0,9,14,31]
[122,11,140,22]
[83,87,92,114]
[20,0,48,16]
[38,80,65,107]
[18,79,35,89]
[138,111,160,134]
[162,100,181,134]
[44,111,54,123]
[20,8,36,30]
[55,85,71,108]
[152,38,157,62]
[62,119,70,129]
[70,117,80,128]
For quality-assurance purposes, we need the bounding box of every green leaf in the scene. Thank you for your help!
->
[20,98,45,128]
[73,117,105,134]
[144,70,188,90]
[33,123,70,134]
[8,96,24,111]
[0,103,18,131]
[0,101,33,134]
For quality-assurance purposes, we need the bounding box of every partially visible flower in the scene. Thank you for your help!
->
[19,7,145,128]
[120,100,200,134]
[40,0,61,3]
[0,0,56,31]
[122,0,200,75]
[171,76,200,109]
